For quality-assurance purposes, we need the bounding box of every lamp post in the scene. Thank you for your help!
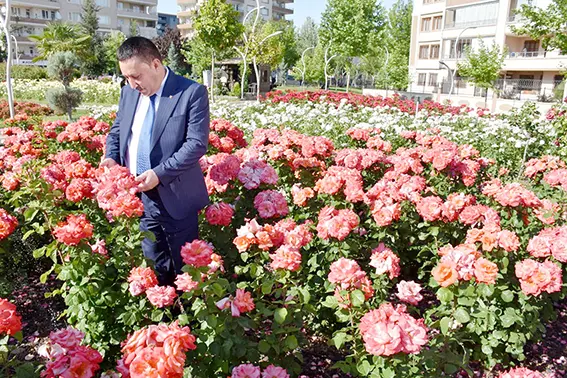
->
[299,46,314,87]
[439,60,452,101]
[449,26,478,99]
[11,34,18,64]
[0,4,14,118]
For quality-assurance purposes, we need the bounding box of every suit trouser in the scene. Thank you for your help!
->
[139,188,199,286]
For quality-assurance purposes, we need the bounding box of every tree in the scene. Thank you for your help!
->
[129,20,138,37]
[513,0,567,99]
[102,30,126,75]
[296,17,319,54]
[457,41,506,107]
[382,0,412,90]
[319,0,385,91]
[247,20,284,99]
[277,21,299,75]
[167,42,184,74]
[80,0,106,77]
[46,52,83,121]
[193,0,243,103]
[153,27,183,60]
[29,22,91,62]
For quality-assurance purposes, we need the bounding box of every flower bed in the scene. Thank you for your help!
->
[0,93,566,377]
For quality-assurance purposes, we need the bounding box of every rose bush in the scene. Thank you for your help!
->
[0,91,565,377]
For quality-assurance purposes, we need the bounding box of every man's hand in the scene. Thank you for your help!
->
[100,157,118,168]
[136,170,160,192]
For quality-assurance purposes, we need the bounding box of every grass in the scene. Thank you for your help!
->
[275,85,364,94]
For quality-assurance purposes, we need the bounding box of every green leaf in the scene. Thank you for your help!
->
[350,290,365,307]
[481,344,493,355]
[357,360,372,376]
[284,335,298,350]
[501,290,514,303]
[258,340,271,353]
[240,252,249,262]
[332,332,347,349]
[261,281,273,295]
[437,287,454,303]
[440,317,451,335]
[33,247,45,259]
[151,310,164,322]
[381,367,396,378]
[274,307,288,324]
[454,308,470,323]
[444,364,459,374]
[323,295,339,309]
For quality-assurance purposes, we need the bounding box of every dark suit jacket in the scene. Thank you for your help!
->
[105,69,210,220]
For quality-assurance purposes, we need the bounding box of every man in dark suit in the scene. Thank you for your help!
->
[101,37,210,285]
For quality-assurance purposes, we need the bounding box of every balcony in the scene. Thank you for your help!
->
[117,7,157,20]
[3,0,60,10]
[177,22,193,29]
[277,0,293,3]
[10,15,52,25]
[120,0,157,5]
[272,5,293,15]
[444,18,497,30]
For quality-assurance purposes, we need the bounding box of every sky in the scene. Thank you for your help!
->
[157,0,398,27]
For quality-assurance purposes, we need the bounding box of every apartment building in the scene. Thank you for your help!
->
[157,12,178,35]
[408,0,563,100]
[177,0,294,39]
[1,0,158,64]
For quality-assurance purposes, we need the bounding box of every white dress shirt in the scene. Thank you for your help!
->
[125,68,170,176]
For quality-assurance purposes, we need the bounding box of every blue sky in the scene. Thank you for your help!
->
[157,0,398,27]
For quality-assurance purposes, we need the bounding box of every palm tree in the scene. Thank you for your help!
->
[29,22,91,62]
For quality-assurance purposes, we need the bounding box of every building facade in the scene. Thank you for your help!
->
[157,12,179,35]
[2,0,158,64]
[177,0,293,39]
[408,0,563,101]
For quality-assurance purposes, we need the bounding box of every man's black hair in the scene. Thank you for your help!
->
[117,36,162,63]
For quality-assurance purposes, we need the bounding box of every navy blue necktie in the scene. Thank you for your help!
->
[136,94,157,175]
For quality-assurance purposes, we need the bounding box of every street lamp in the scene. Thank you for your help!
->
[449,26,478,98]
[299,46,314,87]
[439,60,452,99]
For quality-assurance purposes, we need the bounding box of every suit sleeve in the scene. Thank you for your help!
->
[153,84,210,186]
[105,87,126,162]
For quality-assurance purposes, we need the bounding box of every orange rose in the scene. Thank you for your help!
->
[432,261,458,287]
[474,258,498,285]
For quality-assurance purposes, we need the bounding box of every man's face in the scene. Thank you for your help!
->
[119,57,161,96]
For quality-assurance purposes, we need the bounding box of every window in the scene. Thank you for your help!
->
[25,9,30,17]
[450,38,471,58]
[418,73,427,85]
[523,40,538,52]
[29,47,33,55]
[419,45,429,59]
[96,0,109,6]
[261,0,269,3]
[68,12,81,21]
[117,2,124,9]
[445,1,499,29]
[432,16,442,30]
[68,0,81,4]
[261,8,269,16]
[146,20,155,27]
[421,17,431,32]
[430,44,440,59]
[429,73,438,86]
[98,15,110,24]
[41,10,50,19]
[11,7,20,15]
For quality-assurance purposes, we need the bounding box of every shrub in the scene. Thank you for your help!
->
[0,63,48,80]
[46,87,83,120]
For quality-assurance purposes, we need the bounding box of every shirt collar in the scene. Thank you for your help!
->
[149,67,169,99]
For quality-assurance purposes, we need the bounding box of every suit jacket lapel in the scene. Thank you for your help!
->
[120,90,140,163]
[151,71,182,152]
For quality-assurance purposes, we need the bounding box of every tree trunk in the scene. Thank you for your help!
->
[210,51,215,103]
[253,57,261,102]
[346,72,350,93]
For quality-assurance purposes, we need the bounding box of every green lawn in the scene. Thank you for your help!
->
[275,85,364,94]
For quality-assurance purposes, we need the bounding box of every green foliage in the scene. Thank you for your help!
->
[457,41,507,90]
[129,20,138,37]
[28,22,91,63]
[46,52,83,120]
[319,0,385,57]
[513,0,567,54]
[0,64,47,80]
[167,42,184,75]
[79,0,106,77]
[194,0,243,56]
[296,17,319,54]
[102,31,126,75]
[46,87,83,121]
[231,82,241,97]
